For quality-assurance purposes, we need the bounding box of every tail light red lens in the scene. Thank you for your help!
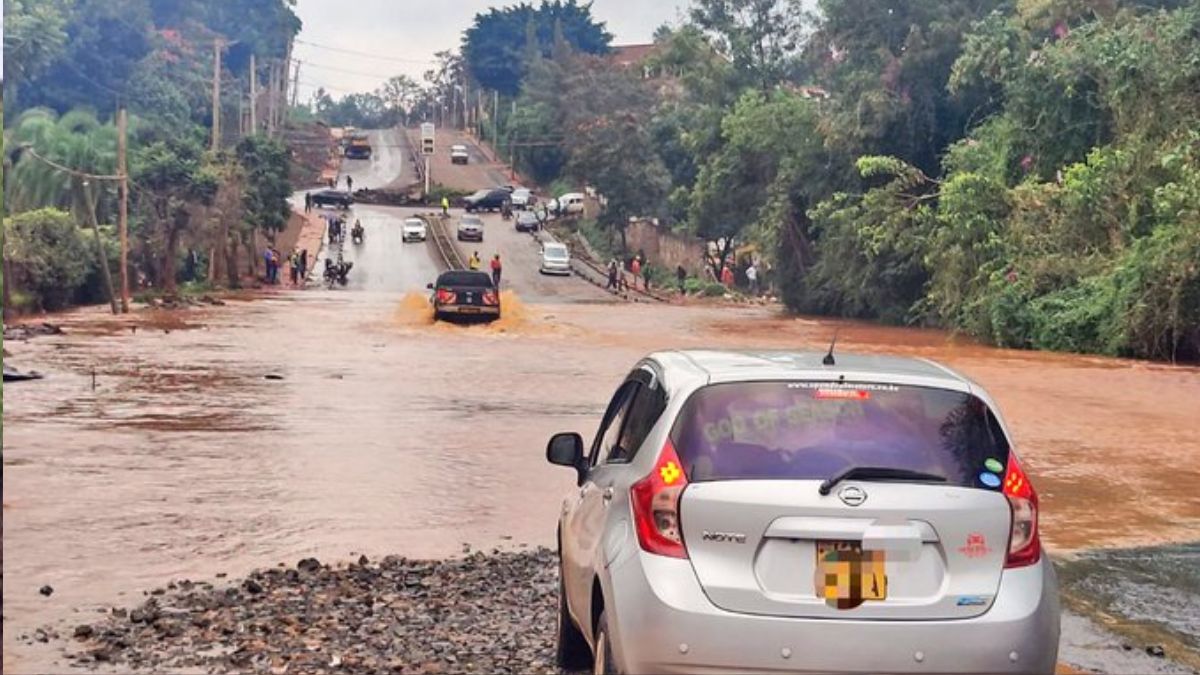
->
[482,290,499,306]
[435,288,456,304]
[630,440,688,559]
[1003,453,1041,568]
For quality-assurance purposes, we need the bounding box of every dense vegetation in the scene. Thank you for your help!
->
[3,0,300,311]
[462,0,1198,362]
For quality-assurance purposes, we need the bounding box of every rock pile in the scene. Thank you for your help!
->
[49,549,564,673]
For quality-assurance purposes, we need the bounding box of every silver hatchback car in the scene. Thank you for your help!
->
[547,350,1059,674]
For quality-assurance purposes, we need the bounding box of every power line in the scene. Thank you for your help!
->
[19,146,123,181]
[293,38,436,65]
[293,60,402,81]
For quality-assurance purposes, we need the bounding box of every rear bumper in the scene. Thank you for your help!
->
[605,551,1060,674]
[402,232,427,241]
[540,264,571,275]
[436,304,500,317]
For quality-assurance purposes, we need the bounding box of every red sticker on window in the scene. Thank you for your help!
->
[814,389,871,401]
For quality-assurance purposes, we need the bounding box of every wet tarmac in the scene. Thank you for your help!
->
[5,130,1199,672]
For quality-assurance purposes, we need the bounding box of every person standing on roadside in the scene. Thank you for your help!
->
[263,246,274,284]
[677,265,687,295]
[490,254,503,288]
[289,250,299,286]
[346,175,353,192]
[642,260,652,292]
[304,192,312,213]
[299,249,309,283]
[441,196,450,216]
[469,251,482,270]
[606,259,619,290]
[721,263,735,289]
[630,256,642,291]
[746,261,759,296]
[271,247,282,285]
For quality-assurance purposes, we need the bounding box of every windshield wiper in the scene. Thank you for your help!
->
[818,466,946,495]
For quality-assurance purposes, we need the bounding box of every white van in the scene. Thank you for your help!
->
[551,192,586,216]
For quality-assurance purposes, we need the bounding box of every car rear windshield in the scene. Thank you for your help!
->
[670,381,1010,489]
[437,271,492,288]
[544,247,568,260]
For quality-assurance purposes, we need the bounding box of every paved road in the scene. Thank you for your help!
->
[443,208,613,304]
[338,127,416,191]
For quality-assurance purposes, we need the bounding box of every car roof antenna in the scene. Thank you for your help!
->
[822,329,839,366]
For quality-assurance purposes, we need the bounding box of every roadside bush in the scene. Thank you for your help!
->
[701,282,728,297]
[683,277,707,294]
[3,208,92,311]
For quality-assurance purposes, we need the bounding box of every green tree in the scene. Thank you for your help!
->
[131,137,218,293]
[689,0,808,91]
[462,1,612,96]
[1,0,69,116]
[3,208,92,310]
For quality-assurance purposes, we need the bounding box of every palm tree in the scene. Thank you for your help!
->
[4,108,120,311]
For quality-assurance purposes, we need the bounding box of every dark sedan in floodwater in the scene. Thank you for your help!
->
[428,270,500,322]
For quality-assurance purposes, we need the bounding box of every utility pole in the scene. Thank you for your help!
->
[267,60,277,137]
[212,38,223,151]
[291,60,301,109]
[249,52,257,135]
[492,90,498,150]
[117,108,130,313]
[84,181,119,315]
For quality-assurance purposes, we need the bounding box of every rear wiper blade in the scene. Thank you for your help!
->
[818,466,946,496]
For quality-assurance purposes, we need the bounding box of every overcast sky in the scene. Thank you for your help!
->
[291,0,688,102]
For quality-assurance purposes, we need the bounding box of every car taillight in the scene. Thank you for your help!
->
[1003,453,1040,568]
[436,289,455,303]
[482,290,498,305]
[630,439,688,559]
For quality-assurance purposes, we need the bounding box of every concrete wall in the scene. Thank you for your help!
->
[624,219,706,274]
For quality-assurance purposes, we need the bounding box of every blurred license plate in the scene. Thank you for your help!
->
[458,306,480,313]
[817,540,887,607]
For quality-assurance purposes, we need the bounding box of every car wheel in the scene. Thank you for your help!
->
[593,610,617,675]
[555,568,591,670]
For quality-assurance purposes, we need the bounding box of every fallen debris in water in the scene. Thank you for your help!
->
[4,364,45,382]
[4,322,64,341]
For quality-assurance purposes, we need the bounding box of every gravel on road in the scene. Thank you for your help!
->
[39,549,566,674]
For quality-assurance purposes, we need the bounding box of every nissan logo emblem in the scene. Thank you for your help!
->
[838,485,867,507]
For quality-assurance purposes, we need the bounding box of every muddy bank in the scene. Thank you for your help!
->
[31,549,559,674]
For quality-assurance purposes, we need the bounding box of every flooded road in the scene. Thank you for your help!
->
[6,130,1199,672]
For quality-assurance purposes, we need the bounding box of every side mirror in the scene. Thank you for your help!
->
[426,282,434,290]
[546,432,586,485]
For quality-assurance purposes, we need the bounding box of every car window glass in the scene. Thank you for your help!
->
[590,382,637,467]
[608,383,666,464]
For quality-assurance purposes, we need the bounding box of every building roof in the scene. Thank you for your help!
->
[608,43,659,68]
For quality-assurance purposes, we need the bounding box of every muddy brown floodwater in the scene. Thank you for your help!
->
[4,285,1199,673]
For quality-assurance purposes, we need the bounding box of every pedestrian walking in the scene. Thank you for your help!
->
[300,249,309,282]
[469,251,482,270]
[490,254,503,288]
[304,192,312,213]
[606,259,619,290]
[676,265,687,295]
[721,264,735,289]
[328,177,336,189]
[346,175,353,192]
[746,261,759,296]
[289,251,300,286]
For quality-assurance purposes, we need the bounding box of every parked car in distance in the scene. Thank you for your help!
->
[548,350,1059,675]
[450,144,469,165]
[311,189,352,209]
[402,217,428,243]
[464,188,510,213]
[457,214,484,242]
[515,211,541,233]
[510,187,535,209]
[539,242,571,275]
[427,270,499,322]
[548,192,585,216]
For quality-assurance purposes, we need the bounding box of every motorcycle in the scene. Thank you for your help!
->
[501,202,513,221]
[323,258,354,287]
[351,223,365,245]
